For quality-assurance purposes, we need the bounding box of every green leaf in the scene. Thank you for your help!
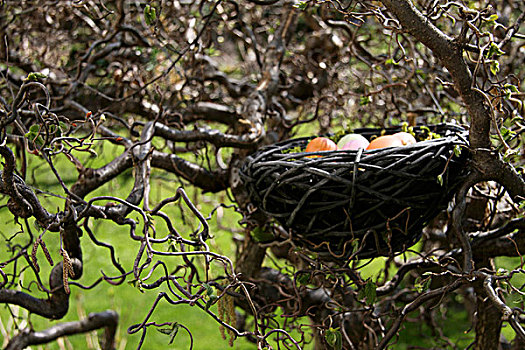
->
[453,145,462,157]
[359,279,377,305]
[293,1,308,10]
[144,5,157,25]
[325,328,342,350]
[351,239,360,255]
[29,124,40,133]
[503,84,519,100]
[490,61,500,75]
[504,83,519,93]
[515,294,525,304]
[486,14,498,22]
[503,149,517,163]
[58,121,68,132]
[26,125,42,145]
[365,280,377,305]
[168,324,180,344]
[24,72,47,81]
[296,273,310,286]
[157,328,172,335]
[25,128,42,146]
[486,42,505,58]
[500,281,510,293]
[359,96,371,106]
[203,283,214,296]
[500,126,516,140]
[157,322,181,345]
[436,174,444,186]
[385,58,398,66]
[205,295,217,310]
[282,146,303,154]
[415,276,432,293]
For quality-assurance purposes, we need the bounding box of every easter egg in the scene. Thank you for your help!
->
[392,132,417,146]
[366,135,403,150]
[305,137,338,157]
[337,134,370,150]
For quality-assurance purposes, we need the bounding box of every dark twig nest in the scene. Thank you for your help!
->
[240,124,470,260]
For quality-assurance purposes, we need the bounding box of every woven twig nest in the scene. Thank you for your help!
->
[240,124,470,259]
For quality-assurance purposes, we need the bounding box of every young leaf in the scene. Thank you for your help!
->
[296,273,310,286]
[365,280,377,305]
[359,279,377,305]
[157,322,181,345]
[293,1,308,10]
[437,174,444,186]
[203,282,214,296]
[415,276,432,293]
[205,295,218,310]
[486,14,498,22]
[486,42,505,58]
[325,328,342,350]
[504,83,519,93]
[24,72,47,81]
[351,239,360,255]
[29,124,40,133]
[453,145,462,157]
[490,61,500,75]
[359,96,371,106]
[144,5,157,25]
[168,323,180,345]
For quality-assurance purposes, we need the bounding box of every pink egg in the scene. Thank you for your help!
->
[337,134,370,150]
[339,138,369,150]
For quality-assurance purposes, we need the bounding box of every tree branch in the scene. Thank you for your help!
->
[0,262,70,319]
[5,310,118,350]
[380,0,491,149]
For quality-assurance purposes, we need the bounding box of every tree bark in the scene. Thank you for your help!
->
[473,259,503,350]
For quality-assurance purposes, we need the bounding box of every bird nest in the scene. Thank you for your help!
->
[240,124,470,260]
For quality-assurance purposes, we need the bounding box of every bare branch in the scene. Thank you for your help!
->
[5,310,118,350]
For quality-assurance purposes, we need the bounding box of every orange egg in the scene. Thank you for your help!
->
[392,132,417,146]
[366,135,403,150]
[305,137,337,157]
